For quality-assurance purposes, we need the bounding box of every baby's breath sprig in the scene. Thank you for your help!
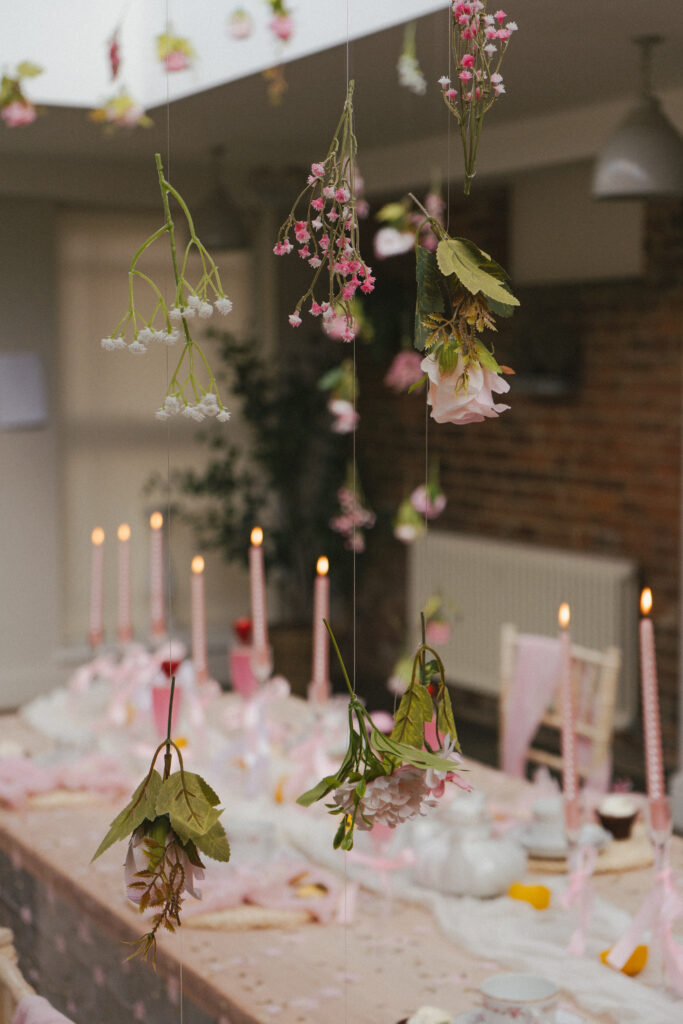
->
[101,153,234,422]
[438,3,518,194]
[274,80,375,341]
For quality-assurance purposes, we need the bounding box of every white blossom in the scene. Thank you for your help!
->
[438,75,451,88]
[155,408,170,420]
[214,297,233,315]
[128,340,147,354]
[216,409,231,422]
[198,301,213,319]
[138,327,155,344]
[186,294,201,309]
[182,404,205,422]
[398,54,427,96]
[163,396,182,414]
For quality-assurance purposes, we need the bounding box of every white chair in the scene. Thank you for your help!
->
[499,623,621,786]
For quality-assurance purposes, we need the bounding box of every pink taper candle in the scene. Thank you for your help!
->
[249,527,268,651]
[191,556,208,684]
[559,602,581,835]
[149,511,166,641]
[117,523,132,645]
[89,527,105,648]
[309,556,330,703]
[639,588,671,835]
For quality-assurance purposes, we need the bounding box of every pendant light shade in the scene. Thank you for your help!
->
[592,36,683,201]
[192,145,249,250]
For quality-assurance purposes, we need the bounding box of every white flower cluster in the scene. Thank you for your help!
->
[155,393,231,423]
[102,327,180,353]
[397,53,427,96]
[169,294,233,323]
[333,766,436,830]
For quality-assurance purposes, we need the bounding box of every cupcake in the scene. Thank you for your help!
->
[596,794,638,840]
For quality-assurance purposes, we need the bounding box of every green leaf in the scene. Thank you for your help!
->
[371,729,457,772]
[16,62,43,79]
[195,775,222,807]
[407,373,428,394]
[317,366,344,392]
[92,770,162,861]
[296,775,340,807]
[473,341,502,372]
[487,296,517,318]
[155,771,222,845]
[436,238,520,309]
[438,343,460,376]
[391,682,433,749]
[415,246,444,351]
[193,820,231,862]
[437,688,461,752]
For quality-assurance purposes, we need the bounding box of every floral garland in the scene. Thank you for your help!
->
[0,61,42,127]
[92,677,230,961]
[100,154,234,421]
[298,621,468,849]
[274,81,375,339]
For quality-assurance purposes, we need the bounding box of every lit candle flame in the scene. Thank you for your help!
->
[316,556,329,577]
[641,587,653,617]
[91,527,105,546]
[251,526,263,547]
[191,555,205,575]
[150,511,163,530]
[117,523,131,542]
[558,602,570,629]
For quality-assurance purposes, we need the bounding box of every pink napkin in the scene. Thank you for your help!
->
[12,995,75,1024]
[0,758,59,809]
[501,633,561,777]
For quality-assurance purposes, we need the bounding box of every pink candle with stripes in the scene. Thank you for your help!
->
[249,527,268,651]
[149,511,166,641]
[191,555,208,684]
[559,602,580,834]
[117,523,132,645]
[639,588,670,835]
[310,556,330,703]
[89,527,105,648]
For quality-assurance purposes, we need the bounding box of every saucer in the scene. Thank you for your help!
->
[520,822,612,860]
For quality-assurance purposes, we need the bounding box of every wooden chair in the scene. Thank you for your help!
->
[0,928,33,1024]
[499,623,621,784]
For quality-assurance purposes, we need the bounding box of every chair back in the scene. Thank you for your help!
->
[499,623,621,786]
[0,929,33,1024]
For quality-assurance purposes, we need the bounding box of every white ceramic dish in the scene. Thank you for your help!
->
[520,821,612,859]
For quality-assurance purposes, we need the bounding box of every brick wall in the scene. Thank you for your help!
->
[354,189,683,774]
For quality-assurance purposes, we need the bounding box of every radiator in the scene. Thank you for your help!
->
[408,531,639,728]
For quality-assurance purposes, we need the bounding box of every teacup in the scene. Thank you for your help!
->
[479,973,558,1022]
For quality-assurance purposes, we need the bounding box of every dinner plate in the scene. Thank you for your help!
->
[520,822,612,860]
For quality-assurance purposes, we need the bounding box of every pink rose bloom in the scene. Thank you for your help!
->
[164,50,190,72]
[228,9,253,39]
[410,484,447,520]
[333,767,434,830]
[425,620,451,647]
[2,101,36,126]
[374,226,415,260]
[421,353,510,424]
[322,313,357,341]
[384,350,424,393]
[328,398,359,434]
[269,13,293,41]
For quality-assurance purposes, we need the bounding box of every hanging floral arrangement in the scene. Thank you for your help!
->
[397,22,426,96]
[90,89,153,129]
[329,461,375,553]
[267,0,294,43]
[393,498,426,544]
[410,460,447,520]
[298,621,469,849]
[100,154,234,421]
[156,31,196,72]
[438,3,518,194]
[411,194,518,425]
[92,677,230,961]
[318,359,359,434]
[0,61,42,127]
[274,81,375,339]
[228,8,254,40]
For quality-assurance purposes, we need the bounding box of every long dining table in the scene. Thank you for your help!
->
[1,701,683,1024]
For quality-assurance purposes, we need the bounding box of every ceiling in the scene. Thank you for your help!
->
[1,1,682,178]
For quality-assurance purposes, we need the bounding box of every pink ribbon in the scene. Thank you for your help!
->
[560,843,597,956]
[607,849,683,995]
